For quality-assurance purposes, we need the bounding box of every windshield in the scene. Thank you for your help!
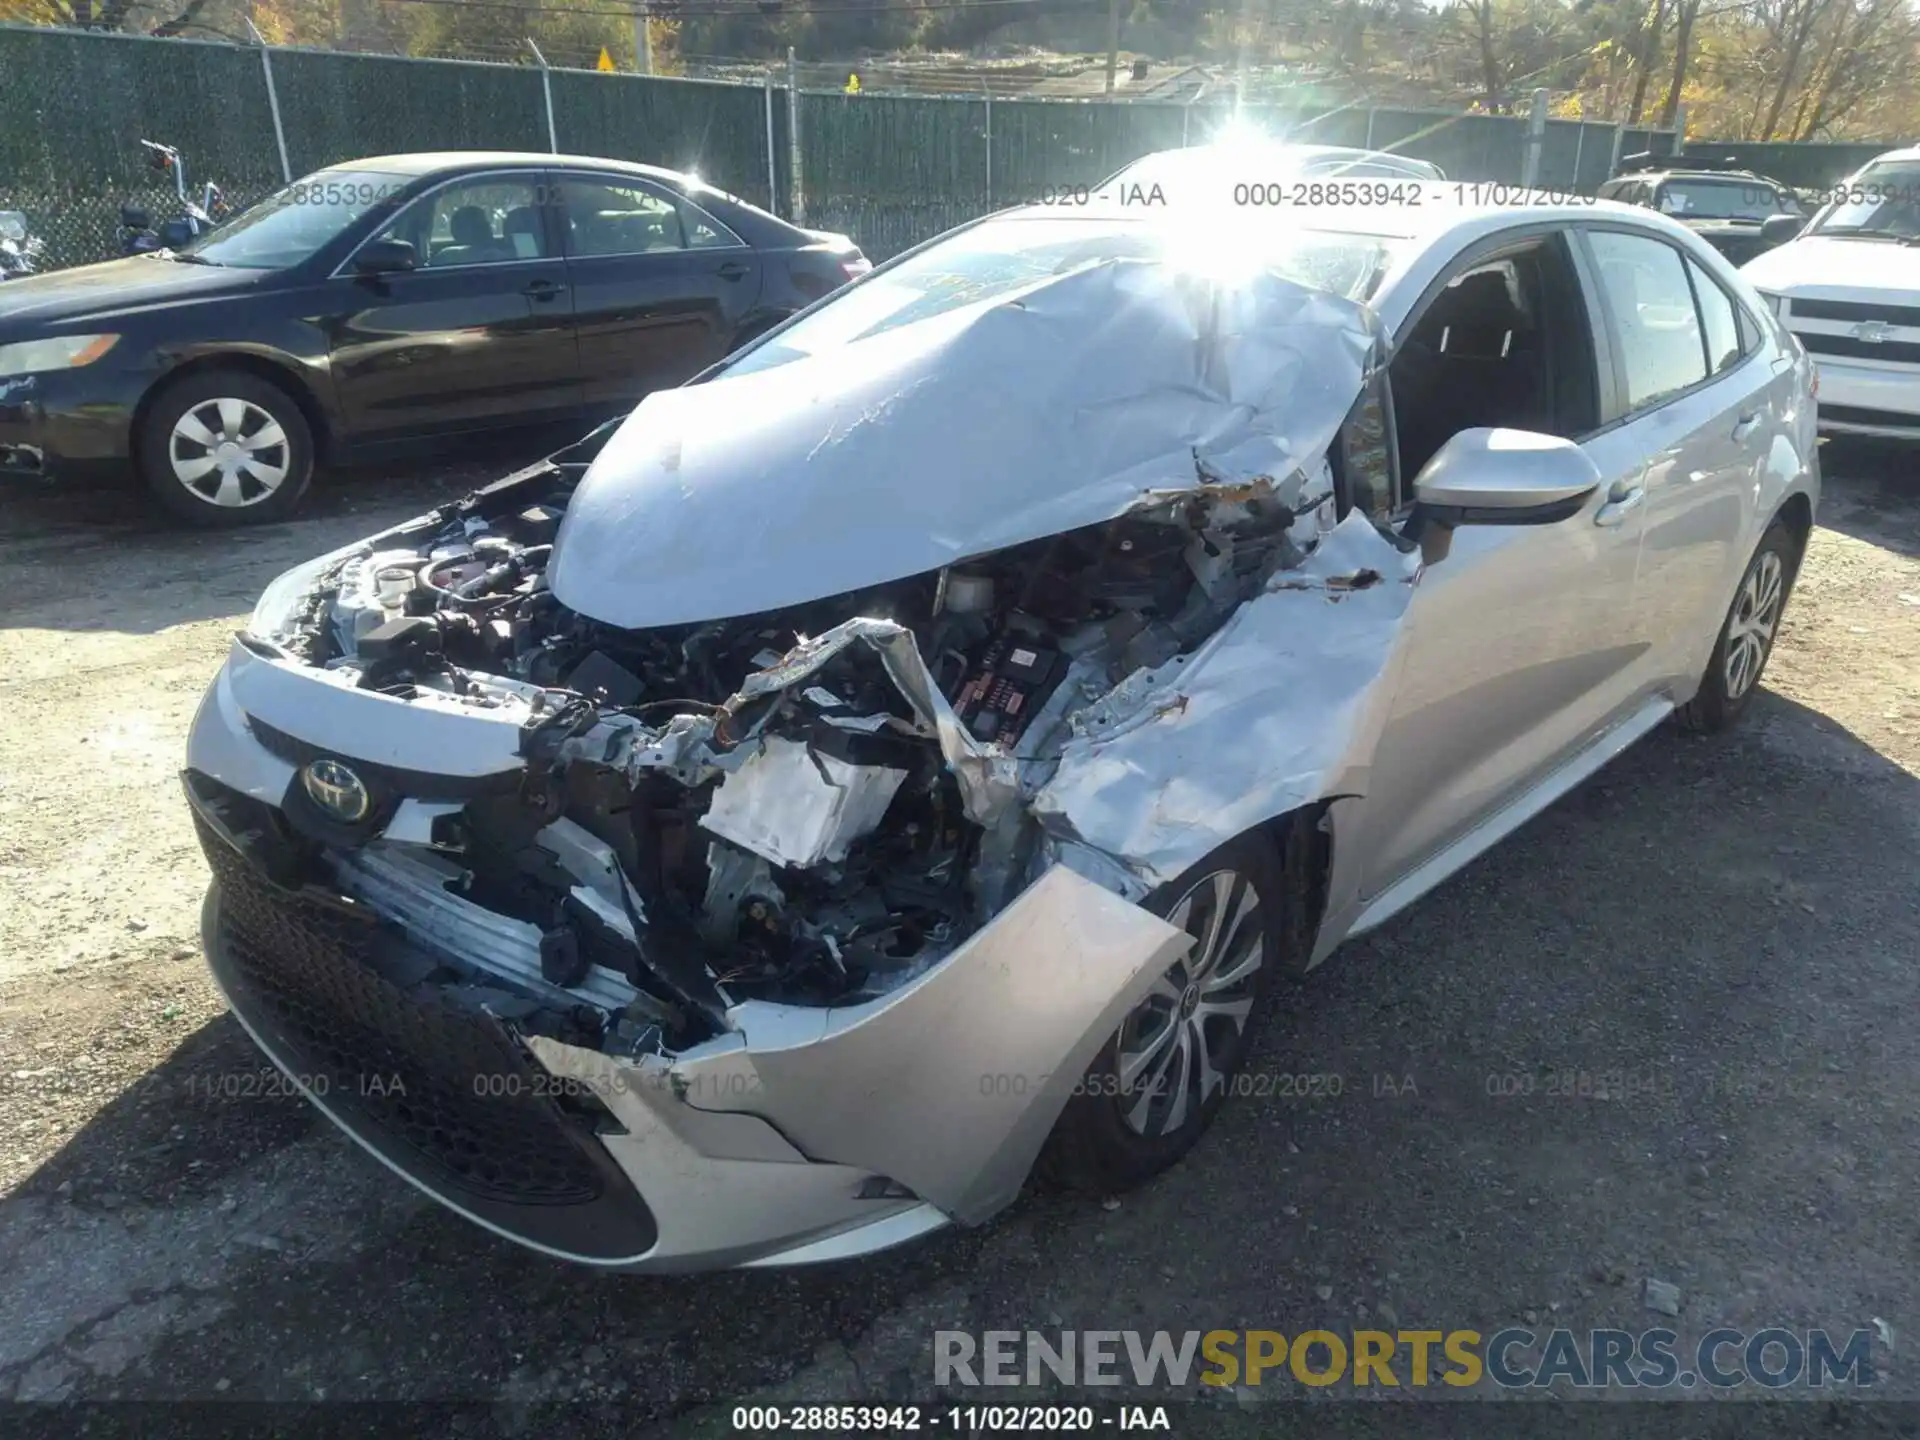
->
[1656,178,1794,221]
[1809,161,1920,240]
[721,213,1398,378]
[179,168,413,269]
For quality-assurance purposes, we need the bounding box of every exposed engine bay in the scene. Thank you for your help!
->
[252,447,1329,1053]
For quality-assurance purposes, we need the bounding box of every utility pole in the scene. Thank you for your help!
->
[787,45,806,223]
[634,3,652,74]
[1104,0,1120,96]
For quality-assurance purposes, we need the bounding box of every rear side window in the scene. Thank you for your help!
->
[1685,256,1746,375]
[1587,230,1707,410]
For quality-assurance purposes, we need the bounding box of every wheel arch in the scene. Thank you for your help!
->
[1254,800,1337,975]
[132,352,335,481]
[1772,489,1814,562]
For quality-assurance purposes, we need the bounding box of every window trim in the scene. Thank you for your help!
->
[558,171,750,260]
[1681,252,1751,378]
[331,168,560,279]
[1574,221,1759,432]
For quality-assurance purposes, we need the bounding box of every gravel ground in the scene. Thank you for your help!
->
[0,442,1916,1433]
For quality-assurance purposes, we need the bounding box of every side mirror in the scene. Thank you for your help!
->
[354,238,418,275]
[1760,213,1806,246]
[1411,428,1602,527]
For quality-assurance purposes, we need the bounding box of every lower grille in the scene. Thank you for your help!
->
[193,803,658,1260]
[1796,331,1920,365]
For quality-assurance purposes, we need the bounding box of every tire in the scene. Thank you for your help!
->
[1676,520,1801,734]
[137,369,315,527]
[1038,816,1318,1195]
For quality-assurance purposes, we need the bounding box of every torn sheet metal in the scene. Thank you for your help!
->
[1031,512,1421,889]
[549,260,1379,630]
[701,735,909,869]
[667,864,1192,1224]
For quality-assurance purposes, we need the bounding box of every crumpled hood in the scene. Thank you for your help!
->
[548,259,1379,629]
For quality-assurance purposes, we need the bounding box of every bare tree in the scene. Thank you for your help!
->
[1657,0,1698,126]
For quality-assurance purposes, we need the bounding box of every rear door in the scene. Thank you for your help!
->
[329,170,580,444]
[1579,227,1773,691]
[554,172,765,414]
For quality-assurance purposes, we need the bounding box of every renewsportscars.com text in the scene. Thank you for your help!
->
[935,1327,1876,1390]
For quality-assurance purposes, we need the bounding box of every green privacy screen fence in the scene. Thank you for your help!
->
[0,22,1895,272]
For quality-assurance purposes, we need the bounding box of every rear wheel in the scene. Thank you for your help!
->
[1039,820,1316,1194]
[137,369,314,527]
[1677,520,1800,734]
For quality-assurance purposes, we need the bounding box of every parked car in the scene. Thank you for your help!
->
[1597,154,1804,264]
[185,191,1815,1270]
[1742,144,1920,439]
[0,152,868,525]
[1098,141,1446,202]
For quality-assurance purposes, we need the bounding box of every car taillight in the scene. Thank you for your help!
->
[841,256,872,280]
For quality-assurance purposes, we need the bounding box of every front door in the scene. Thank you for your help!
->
[554,173,764,414]
[1354,230,1654,899]
[329,170,580,445]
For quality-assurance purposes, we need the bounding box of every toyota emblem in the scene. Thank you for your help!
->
[302,758,371,823]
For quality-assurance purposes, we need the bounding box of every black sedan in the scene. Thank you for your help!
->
[0,152,869,525]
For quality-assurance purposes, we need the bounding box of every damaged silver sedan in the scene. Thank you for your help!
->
[185,194,1818,1269]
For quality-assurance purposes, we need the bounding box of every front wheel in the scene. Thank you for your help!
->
[137,369,314,527]
[1677,520,1801,734]
[1039,821,1316,1194]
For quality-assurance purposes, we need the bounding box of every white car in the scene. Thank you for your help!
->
[187,192,1815,1271]
[1742,144,1920,438]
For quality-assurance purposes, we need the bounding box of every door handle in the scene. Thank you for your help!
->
[522,278,565,300]
[1732,410,1761,441]
[1594,484,1645,528]
[715,260,750,281]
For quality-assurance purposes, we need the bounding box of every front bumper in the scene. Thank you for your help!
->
[0,365,143,481]
[186,642,1189,1270]
[1803,357,1920,438]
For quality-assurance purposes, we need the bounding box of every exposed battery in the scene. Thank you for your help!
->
[954,635,1064,744]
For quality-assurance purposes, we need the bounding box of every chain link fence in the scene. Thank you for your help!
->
[10,21,1879,275]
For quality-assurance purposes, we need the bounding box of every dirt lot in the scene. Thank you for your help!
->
[1,442,1916,1431]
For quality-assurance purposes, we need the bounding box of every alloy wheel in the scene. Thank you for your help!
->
[168,397,290,508]
[1114,868,1265,1138]
[1724,549,1785,700]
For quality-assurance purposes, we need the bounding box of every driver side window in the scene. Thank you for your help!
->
[1383,233,1602,487]
[369,176,550,270]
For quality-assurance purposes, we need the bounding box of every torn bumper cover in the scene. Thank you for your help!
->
[186,250,1409,1269]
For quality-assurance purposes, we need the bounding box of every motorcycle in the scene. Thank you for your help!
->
[119,139,230,255]
[0,210,45,280]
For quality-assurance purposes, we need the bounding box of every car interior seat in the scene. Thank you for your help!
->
[501,206,542,259]
[433,205,506,266]
[1390,262,1547,479]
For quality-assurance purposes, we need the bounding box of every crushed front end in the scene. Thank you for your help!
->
[185,263,1417,1269]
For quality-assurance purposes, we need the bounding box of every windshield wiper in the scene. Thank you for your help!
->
[169,252,224,266]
